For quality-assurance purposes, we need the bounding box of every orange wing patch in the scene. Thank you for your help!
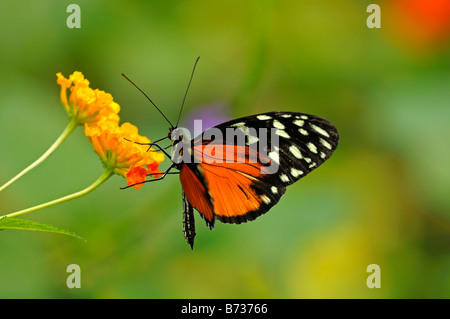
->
[198,163,265,223]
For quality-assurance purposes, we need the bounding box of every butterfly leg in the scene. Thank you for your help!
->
[150,143,172,158]
[120,164,178,189]
[143,163,177,183]
[124,137,172,158]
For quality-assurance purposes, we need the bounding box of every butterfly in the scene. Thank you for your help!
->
[123,58,339,249]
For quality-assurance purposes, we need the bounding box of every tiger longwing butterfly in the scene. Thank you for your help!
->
[123,58,339,249]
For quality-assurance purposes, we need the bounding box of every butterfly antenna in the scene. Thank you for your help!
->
[175,56,200,128]
[121,73,175,129]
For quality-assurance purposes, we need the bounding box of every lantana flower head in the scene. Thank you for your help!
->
[86,121,165,189]
[57,71,165,189]
[57,71,165,188]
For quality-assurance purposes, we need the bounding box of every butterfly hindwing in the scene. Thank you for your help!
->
[195,161,287,225]
[179,163,215,228]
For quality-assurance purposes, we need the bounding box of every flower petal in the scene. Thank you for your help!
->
[126,166,148,189]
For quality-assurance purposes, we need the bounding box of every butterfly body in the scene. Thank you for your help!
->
[167,111,339,249]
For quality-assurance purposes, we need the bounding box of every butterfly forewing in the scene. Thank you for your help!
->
[200,112,338,184]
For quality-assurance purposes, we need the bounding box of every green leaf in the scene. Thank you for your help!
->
[0,216,86,241]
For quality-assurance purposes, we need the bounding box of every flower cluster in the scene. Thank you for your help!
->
[57,71,164,188]
[0,70,165,233]
[57,71,120,128]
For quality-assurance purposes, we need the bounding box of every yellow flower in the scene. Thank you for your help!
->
[86,121,165,188]
[56,71,120,127]
[58,71,164,189]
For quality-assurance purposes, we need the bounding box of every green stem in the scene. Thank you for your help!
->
[0,118,79,193]
[0,169,114,219]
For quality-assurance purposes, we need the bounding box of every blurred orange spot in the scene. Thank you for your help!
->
[386,0,450,50]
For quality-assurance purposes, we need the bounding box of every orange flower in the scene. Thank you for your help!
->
[86,121,165,187]
[57,71,164,189]
[126,166,148,189]
[385,0,450,51]
[56,72,120,127]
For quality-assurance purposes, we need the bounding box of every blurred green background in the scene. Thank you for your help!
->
[0,0,449,298]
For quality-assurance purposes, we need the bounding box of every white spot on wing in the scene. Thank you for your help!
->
[309,162,317,169]
[289,145,303,159]
[320,138,332,150]
[271,186,278,194]
[293,119,304,127]
[275,129,290,139]
[290,168,304,177]
[280,174,289,183]
[269,150,280,165]
[310,124,330,138]
[257,115,272,120]
[230,122,246,127]
[273,120,285,129]
[307,142,318,154]
[247,135,259,144]
[261,195,271,204]
[299,128,308,136]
